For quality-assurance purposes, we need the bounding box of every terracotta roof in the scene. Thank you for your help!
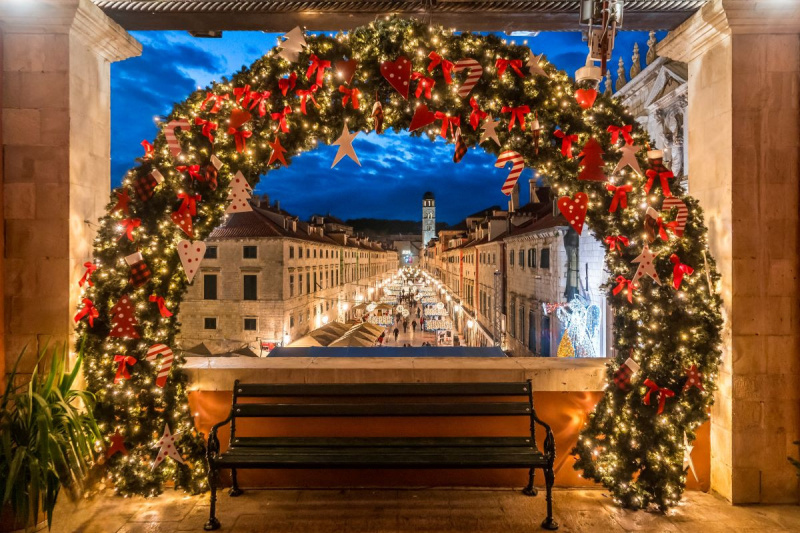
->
[507,212,568,238]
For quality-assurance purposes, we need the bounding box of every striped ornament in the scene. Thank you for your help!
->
[164,119,191,158]
[453,58,483,98]
[495,151,525,196]
[146,343,174,388]
[661,197,688,237]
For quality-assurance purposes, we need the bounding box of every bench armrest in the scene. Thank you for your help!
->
[206,411,234,461]
[531,413,556,464]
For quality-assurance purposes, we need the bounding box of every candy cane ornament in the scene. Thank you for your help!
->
[146,344,174,388]
[661,197,688,237]
[495,151,525,196]
[453,59,483,98]
[164,119,192,158]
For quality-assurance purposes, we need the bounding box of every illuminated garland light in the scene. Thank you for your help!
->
[75,17,722,508]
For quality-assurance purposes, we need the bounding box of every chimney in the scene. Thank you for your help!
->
[529,178,539,203]
[508,182,519,212]
[275,200,280,211]
[260,193,270,208]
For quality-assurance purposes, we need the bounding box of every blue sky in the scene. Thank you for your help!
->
[111,29,662,225]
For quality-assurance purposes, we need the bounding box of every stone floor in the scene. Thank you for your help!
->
[49,488,800,533]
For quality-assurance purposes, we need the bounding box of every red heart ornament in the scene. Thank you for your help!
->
[409,104,437,131]
[171,210,194,238]
[229,108,252,129]
[335,59,358,85]
[380,56,412,99]
[575,88,597,110]
[557,192,589,235]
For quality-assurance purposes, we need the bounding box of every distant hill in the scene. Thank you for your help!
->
[345,218,448,237]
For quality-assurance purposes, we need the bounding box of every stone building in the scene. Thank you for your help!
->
[178,200,398,352]
[422,191,436,247]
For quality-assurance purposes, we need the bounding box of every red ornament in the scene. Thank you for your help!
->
[670,254,694,290]
[556,192,588,235]
[495,58,524,78]
[607,183,631,212]
[338,85,360,109]
[296,85,320,114]
[200,92,229,113]
[278,72,297,96]
[335,59,358,85]
[149,295,173,318]
[79,262,97,288]
[613,357,640,391]
[171,210,194,238]
[267,137,288,166]
[195,117,217,143]
[661,197,688,237]
[411,72,435,99]
[501,105,530,131]
[607,124,633,145]
[409,104,437,131]
[74,298,99,328]
[140,140,154,159]
[427,51,454,84]
[271,106,292,133]
[306,54,331,86]
[380,56,412,99]
[575,88,597,109]
[683,365,704,392]
[106,432,128,458]
[113,354,136,384]
[604,235,629,254]
[553,129,578,158]
[468,98,487,130]
[111,190,131,215]
[117,218,141,242]
[125,252,151,288]
[433,112,459,139]
[643,379,675,414]
[109,294,140,339]
[453,128,467,163]
[577,138,607,182]
[613,275,635,303]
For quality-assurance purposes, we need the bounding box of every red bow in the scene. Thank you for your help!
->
[654,216,679,241]
[177,192,201,216]
[468,98,487,130]
[79,262,97,287]
[643,379,675,414]
[607,184,632,212]
[194,117,217,143]
[501,105,530,131]
[271,106,292,133]
[411,72,435,99]
[670,254,694,290]
[613,275,634,303]
[247,90,271,117]
[338,85,360,110]
[200,92,228,113]
[118,218,141,241]
[112,190,131,215]
[141,140,154,159]
[604,236,629,254]
[278,72,297,96]
[296,85,320,114]
[427,51,454,84]
[607,124,633,145]
[495,58,524,78]
[233,84,252,106]
[176,164,203,182]
[114,355,137,384]
[74,298,98,327]
[433,112,460,139]
[149,294,173,318]
[553,129,578,158]
[306,55,330,86]
[228,126,252,153]
[645,169,674,197]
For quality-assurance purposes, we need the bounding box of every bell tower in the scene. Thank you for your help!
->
[422,191,436,246]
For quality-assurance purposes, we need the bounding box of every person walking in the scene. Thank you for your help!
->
[412,320,417,332]
[393,327,399,342]
[402,320,408,333]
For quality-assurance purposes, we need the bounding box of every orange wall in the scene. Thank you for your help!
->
[189,390,709,491]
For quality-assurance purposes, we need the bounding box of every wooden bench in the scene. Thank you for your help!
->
[204,380,558,530]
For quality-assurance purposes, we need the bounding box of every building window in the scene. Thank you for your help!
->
[509,301,516,337]
[289,274,294,297]
[528,248,536,268]
[509,250,515,266]
[243,274,257,300]
[313,248,317,258]
[204,317,217,330]
[540,248,551,269]
[306,274,310,294]
[313,272,317,292]
[203,274,217,300]
[289,246,294,259]
[518,250,524,269]
[290,314,295,328]
[243,246,257,259]
[519,305,525,344]
[299,274,303,295]
[243,318,257,331]
[204,246,218,259]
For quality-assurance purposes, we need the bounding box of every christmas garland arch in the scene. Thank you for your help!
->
[76,17,723,510]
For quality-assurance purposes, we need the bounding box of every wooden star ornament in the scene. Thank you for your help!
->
[152,424,185,470]
[527,52,549,77]
[106,431,128,458]
[331,123,360,168]
[613,143,643,175]
[631,243,661,287]
[267,136,288,166]
[479,116,501,147]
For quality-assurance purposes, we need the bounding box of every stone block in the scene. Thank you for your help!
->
[3,108,41,145]
[760,468,799,504]
[730,467,761,503]
[8,296,69,336]
[39,108,70,145]
[4,182,36,220]
[35,182,69,220]
[2,71,22,108]
[731,399,761,430]
[766,259,797,296]
[3,34,47,72]
[5,219,69,259]
[765,335,800,374]
[18,71,69,110]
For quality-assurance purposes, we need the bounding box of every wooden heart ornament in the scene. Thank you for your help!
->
[380,56,412,99]
[557,192,589,235]
[229,108,252,129]
[171,210,194,238]
[178,239,206,283]
[575,88,597,110]
[409,104,437,131]
[335,59,358,85]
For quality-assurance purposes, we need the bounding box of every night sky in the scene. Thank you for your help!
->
[111,29,663,225]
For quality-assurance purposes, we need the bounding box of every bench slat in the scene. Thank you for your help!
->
[234,382,530,397]
[230,437,535,448]
[233,402,531,417]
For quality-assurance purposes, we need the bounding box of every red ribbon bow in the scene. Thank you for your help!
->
[177,192,201,216]
[141,140,154,159]
[306,55,331,86]
[296,85,320,114]
[501,105,530,131]
[228,126,252,153]
[149,295,174,318]
[433,112,460,139]
[200,92,228,113]
[118,218,141,241]
[670,254,694,290]
[278,72,297,96]
[643,379,675,414]
[411,72,435,99]
[194,117,218,143]
[604,235,629,254]
[338,85,360,110]
[271,106,292,133]
[74,298,98,327]
[79,262,97,287]
[495,58,524,78]
[607,184,632,212]
[613,275,634,303]
[654,217,679,241]
[112,190,131,215]
[553,129,578,158]
[114,355,137,384]
[607,124,633,145]
[468,98,488,130]
[233,84,252,107]
[176,164,203,182]
[645,169,675,197]
[247,90,271,117]
[427,51,454,84]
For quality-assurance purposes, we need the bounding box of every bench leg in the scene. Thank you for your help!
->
[204,467,221,531]
[229,468,243,497]
[540,467,558,530]
[522,468,538,496]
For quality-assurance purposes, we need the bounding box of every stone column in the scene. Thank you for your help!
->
[659,0,800,504]
[1,0,140,373]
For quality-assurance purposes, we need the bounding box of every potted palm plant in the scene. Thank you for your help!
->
[0,342,101,531]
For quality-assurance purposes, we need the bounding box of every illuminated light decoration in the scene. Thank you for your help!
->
[76,18,723,509]
[555,297,602,358]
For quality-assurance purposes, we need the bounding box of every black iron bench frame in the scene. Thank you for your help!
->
[204,380,558,530]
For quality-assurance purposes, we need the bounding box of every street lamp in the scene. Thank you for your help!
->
[467,319,474,328]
